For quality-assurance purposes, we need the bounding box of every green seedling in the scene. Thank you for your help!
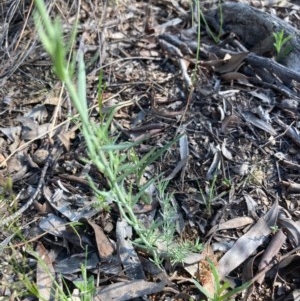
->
[273,29,293,61]
[198,175,218,216]
[270,225,279,234]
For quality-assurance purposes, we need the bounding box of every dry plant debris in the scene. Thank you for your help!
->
[1,0,300,300]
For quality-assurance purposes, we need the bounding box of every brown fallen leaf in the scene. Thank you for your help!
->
[206,217,254,237]
[220,71,249,82]
[36,242,55,301]
[214,52,249,74]
[83,218,114,260]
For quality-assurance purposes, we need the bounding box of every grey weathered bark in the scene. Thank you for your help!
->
[205,2,300,73]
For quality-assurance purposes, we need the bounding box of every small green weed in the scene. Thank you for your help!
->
[73,263,95,301]
[199,175,218,216]
[192,259,250,301]
[149,180,203,266]
[34,0,200,270]
[270,225,279,234]
[273,29,293,61]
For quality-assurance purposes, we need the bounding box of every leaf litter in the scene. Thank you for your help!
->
[1,0,300,300]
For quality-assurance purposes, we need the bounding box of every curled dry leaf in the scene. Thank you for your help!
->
[244,193,259,220]
[206,148,221,180]
[278,213,300,247]
[221,139,233,161]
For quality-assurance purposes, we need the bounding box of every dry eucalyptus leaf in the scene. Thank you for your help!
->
[279,98,298,110]
[206,217,254,237]
[47,189,100,221]
[83,218,114,260]
[256,229,286,284]
[94,279,166,301]
[206,149,221,180]
[277,254,300,284]
[242,111,277,136]
[220,71,249,83]
[214,52,249,74]
[217,217,254,231]
[7,154,24,174]
[54,252,100,274]
[221,114,242,133]
[275,118,300,147]
[116,219,145,280]
[218,199,279,278]
[39,214,66,237]
[249,90,272,104]
[36,243,55,301]
[166,156,189,180]
[278,214,300,247]
[0,126,21,142]
[285,289,300,301]
[179,133,189,159]
[244,193,259,220]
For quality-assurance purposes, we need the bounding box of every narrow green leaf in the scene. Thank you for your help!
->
[192,279,214,299]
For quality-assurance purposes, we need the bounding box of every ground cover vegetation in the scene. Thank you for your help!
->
[0,0,300,300]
